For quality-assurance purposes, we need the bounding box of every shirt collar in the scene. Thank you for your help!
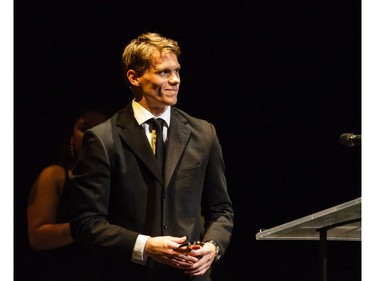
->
[132,99,171,127]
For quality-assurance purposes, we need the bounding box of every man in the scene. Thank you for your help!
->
[70,32,234,281]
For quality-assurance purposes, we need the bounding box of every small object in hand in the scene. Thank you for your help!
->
[177,241,205,254]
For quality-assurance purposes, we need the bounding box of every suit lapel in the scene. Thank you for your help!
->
[117,105,163,185]
[164,109,191,189]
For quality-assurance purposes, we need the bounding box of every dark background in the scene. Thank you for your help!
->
[14,1,361,280]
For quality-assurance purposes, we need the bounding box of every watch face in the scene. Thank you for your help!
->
[215,247,221,261]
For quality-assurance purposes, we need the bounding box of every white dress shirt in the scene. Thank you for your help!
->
[130,99,170,265]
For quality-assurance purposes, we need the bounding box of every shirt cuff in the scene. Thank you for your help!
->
[131,234,150,265]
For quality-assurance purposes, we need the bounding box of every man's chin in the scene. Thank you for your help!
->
[164,97,178,106]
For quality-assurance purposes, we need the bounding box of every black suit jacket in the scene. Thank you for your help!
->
[70,104,234,278]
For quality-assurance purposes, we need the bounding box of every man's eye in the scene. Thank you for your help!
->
[159,70,170,76]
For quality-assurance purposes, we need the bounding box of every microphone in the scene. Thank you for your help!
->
[339,133,361,147]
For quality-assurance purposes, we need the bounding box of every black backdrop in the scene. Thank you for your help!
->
[14,1,361,280]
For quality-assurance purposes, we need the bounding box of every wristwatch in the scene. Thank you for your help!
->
[206,240,221,262]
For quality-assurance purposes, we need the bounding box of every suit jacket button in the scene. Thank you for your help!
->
[163,224,168,230]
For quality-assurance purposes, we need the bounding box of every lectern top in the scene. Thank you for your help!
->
[256,197,361,241]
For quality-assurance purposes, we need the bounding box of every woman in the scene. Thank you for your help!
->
[27,110,107,280]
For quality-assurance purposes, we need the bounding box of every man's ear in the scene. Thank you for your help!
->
[127,70,140,87]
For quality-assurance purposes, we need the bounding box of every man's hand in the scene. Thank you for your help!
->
[144,236,199,269]
[181,241,217,277]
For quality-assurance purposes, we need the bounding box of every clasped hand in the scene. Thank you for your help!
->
[144,236,216,277]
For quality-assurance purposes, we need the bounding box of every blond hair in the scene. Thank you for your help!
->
[121,32,181,84]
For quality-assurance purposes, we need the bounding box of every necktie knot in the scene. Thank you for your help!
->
[153,118,165,133]
[147,118,165,138]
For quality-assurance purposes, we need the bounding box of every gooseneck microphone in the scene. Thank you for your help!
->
[339,133,361,147]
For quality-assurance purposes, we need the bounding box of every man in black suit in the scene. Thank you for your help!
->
[70,32,234,281]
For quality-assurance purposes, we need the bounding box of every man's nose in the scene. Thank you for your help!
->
[169,71,180,84]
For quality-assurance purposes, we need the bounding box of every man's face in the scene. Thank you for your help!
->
[136,52,181,114]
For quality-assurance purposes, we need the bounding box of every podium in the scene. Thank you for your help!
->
[256,197,361,281]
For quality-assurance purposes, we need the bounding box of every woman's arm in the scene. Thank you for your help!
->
[27,165,74,251]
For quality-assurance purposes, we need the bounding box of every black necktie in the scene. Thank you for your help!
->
[148,118,165,171]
